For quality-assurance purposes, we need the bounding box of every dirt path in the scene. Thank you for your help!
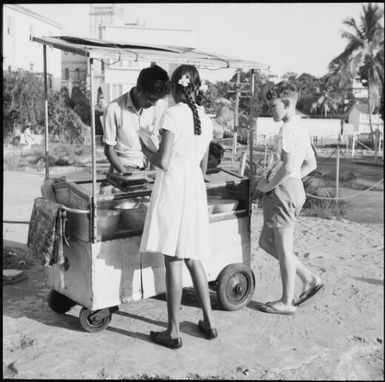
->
[2,170,384,379]
[3,211,383,379]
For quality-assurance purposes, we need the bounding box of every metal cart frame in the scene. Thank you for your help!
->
[33,35,268,332]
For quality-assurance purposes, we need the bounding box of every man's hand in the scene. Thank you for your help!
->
[140,138,152,157]
[256,177,271,193]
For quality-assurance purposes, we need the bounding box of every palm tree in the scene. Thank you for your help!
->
[328,3,384,156]
[311,76,342,117]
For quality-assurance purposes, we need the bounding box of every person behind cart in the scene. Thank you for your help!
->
[102,65,171,176]
[139,65,217,349]
[255,82,323,315]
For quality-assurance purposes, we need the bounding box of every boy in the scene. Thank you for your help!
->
[256,81,323,315]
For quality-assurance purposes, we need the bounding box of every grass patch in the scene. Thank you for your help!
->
[302,181,350,219]
[3,143,93,171]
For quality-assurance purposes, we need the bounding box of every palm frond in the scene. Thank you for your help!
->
[361,3,384,40]
[328,40,361,70]
[340,30,365,47]
[343,17,365,40]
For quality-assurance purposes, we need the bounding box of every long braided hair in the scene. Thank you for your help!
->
[171,65,202,135]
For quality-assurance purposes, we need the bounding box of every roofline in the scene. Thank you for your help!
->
[101,25,193,33]
[32,36,269,70]
[4,4,63,29]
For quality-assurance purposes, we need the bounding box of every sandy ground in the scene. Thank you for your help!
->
[2,170,384,379]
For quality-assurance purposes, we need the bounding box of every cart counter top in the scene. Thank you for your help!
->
[72,168,248,199]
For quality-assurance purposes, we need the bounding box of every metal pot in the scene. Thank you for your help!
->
[212,199,239,214]
[115,201,149,230]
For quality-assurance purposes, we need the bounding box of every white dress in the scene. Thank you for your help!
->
[140,102,213,260]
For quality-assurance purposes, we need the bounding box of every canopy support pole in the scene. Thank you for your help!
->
[232,71,241,163]
[89,57,97,243]
[43,44,49,180]
[248,69,255,214]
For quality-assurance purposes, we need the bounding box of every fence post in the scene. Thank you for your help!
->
[351,131,356,157]
[239,151,247,177]
[336,135,340,216]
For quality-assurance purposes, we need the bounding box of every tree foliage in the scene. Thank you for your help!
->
[3,70,45,140]
[3,70,89,144]
[201,68,355,123]
[328,3,384,151]
[328,3,384,109]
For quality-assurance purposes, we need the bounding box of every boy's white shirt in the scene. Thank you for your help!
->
[266,116,315,180]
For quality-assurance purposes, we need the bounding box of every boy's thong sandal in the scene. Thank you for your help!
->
[294,283,324,307]
[258,302,296,316]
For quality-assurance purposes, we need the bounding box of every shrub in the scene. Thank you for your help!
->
[3,70,45,142]
[3,70,90,145]
[3,142,88,171]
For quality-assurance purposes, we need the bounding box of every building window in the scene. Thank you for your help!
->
[64,68,69,80]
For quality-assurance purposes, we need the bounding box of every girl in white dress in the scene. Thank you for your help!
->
[140,65,217,349]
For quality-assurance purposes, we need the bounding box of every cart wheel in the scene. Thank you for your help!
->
[48,290,77,314]
[216,264,255,311]
[79,307,112,333]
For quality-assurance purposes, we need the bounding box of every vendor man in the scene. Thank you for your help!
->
[103,64,171,173]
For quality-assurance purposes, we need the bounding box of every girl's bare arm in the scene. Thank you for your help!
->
[140,129,174,170]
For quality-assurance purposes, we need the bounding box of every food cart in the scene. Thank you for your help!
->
[31,36,267,332]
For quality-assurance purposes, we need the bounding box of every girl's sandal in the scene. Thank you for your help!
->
[149,331,182,349]
[198,320,218,339]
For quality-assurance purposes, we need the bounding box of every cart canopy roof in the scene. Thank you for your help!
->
[33,35,268,71]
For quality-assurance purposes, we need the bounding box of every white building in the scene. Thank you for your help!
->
[351,77,369,100]
[89,4,126,39]
[61,4,194,104]
[348,102,384,134]
[253,116,355,148]
[2,4,63,90]
[100,24,195,102]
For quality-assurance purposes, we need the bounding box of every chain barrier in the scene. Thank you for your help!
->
[306,178,384,200]
[3,220,30,224]
[260,145,383,201]
[313,147,338,166]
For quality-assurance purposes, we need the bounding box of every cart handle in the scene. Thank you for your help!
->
[61,205,90,214]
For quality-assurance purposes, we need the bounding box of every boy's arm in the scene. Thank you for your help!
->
[103,104,124,172]
[300,155,317,179]
[140,129,174,170]
[104,144,125,173]
[257,150,295,193]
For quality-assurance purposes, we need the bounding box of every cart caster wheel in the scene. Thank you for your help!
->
[216,263,255,311]
[48,290,77,314]
[79,307,112,333]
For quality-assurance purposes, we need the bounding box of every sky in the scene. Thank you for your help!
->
[21,2,383,82]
